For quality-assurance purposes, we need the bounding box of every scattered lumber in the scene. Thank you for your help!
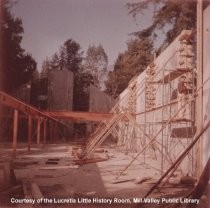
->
[39,165,78,170]
[112,178,135,184]
[2,162,17,189]
[187,157,210,208]
[0,184,22,195]
[21,180,34,208]
[135,176,152,184]
[73,157,108,165]
[30,182,43,200]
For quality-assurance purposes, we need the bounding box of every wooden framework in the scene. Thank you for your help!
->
[45,111,114,122]
[0,90,67,157]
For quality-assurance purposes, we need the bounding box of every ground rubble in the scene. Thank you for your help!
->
[0,143,208,208]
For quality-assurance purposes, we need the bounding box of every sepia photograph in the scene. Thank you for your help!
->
[0,0,210,207]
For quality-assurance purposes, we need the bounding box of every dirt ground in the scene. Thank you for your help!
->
[0,143,208,208]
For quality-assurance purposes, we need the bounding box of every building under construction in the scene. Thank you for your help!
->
[0,2,210,208]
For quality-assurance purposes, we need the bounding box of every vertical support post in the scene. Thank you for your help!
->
[51,121,55,141]
[43,119,47,144]
[49,121,53,142]
[28,115,32,152]
[13,109,19,158]
[196,0,203,177]
[37,117,41,145]
[54,122,58,141]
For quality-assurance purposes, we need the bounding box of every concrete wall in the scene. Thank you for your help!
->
[117,30,195,174]
[87,85,116,134]
[47,69,74,139]
[89,84,115,113]
[48,69,74,111]
[202,5,210,167]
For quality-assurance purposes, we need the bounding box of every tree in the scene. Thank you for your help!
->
[41,38,94,110]
[105,37,153,98]
[41,57,51,74]
[127,0,197,52]
[84,44,108,89]
[0,0,37,92]
[59,39,83,73]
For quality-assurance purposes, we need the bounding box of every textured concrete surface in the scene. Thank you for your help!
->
[1,143,205,208]
[48,69,74,111]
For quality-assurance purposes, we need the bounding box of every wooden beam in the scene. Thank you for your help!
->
[187,157,210,205]
[0,90,67,127]
[30,182,43,199]
[49,121,53,142]
[196,0,203,177]
[13,110,18,158]
[43,119,47,144]
[27,115,32,152]
[45,111,115,122]
[36,118,41,145]
[2,162,17,189]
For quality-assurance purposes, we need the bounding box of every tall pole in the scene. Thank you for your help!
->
[28,115,32,151]
[37,117,41,145]
[13,110,19,158]
[43,119,47,144]
[196,0,203,177]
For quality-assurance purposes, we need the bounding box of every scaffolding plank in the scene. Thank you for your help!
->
[156,68,192,83]
[171,126,196,138]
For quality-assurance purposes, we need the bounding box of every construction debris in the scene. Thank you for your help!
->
[135,176,152,184]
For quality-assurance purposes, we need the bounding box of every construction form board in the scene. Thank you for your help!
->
[45,111,114,122]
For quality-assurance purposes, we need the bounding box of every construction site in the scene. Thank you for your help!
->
[0,1,210,208]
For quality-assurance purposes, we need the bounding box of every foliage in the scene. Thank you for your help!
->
[105,0,198,98]
[41,39,94,110]
[105,37,153,98]
[127,0,197,50]
[0,0,36,92]
[84,44,108,89]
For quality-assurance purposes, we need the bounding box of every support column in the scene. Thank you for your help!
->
[12,109,19,158]
[43,119,47,144]
[52,122,55,142]
[37,117,41,145]
[28,115,32,152]
[49,121,53,142]
[196,0,203,177]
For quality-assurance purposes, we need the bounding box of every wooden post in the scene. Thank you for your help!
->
[37,117,41,145]
[43,119,47,144]
[51,122,55,142]
[54,122,58,141]
[28,115,32,152]
[3,162,17,189]
[49,121,53,142]
[188,157,210,205]
[196,0,203,177]
[13,109,19,158]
